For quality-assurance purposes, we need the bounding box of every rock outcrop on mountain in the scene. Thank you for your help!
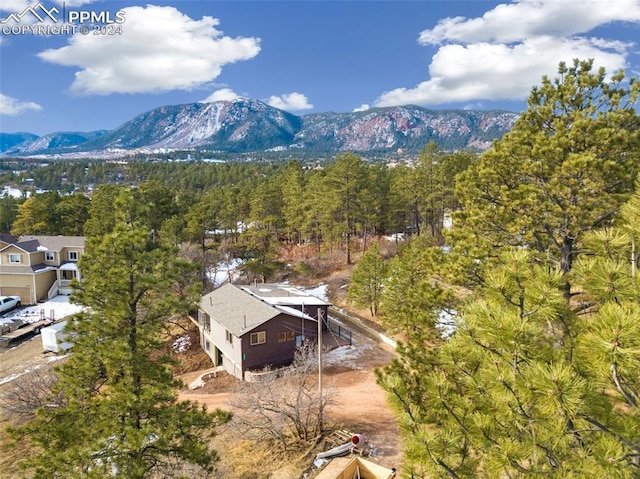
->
[2,99,518,156]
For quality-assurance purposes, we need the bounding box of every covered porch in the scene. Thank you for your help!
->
[48,263,82,298]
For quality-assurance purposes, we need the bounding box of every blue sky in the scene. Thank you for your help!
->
[1,0,640,136]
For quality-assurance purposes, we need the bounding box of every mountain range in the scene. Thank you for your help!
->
[0,99,519,157]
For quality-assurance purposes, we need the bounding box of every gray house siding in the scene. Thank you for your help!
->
[199,309,244,378]
[211,316,243,368]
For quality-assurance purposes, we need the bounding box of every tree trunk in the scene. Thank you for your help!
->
[560,235,574,300]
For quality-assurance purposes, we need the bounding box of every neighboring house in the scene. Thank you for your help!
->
[197,283,331,380]
[0,233,18,247]
[0,235,85,304]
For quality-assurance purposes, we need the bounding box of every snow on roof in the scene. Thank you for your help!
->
[59,262,78,271]
[33,265,57,273]
[299,284,329,301]
[200,284,279,336]
[20,236,85,251]
[1,186,23,199]
[240,283,331,306]
[42,321,67,333]
[274,305,317,321]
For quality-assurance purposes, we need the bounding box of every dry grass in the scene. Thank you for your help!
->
[211,435,311,479]
[0,415,28,478]
[0,243,400,479]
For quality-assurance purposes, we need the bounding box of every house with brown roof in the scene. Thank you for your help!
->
[197,283,331,380]
[0,235,85,304]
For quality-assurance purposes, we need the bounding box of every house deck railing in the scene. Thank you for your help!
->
[327,318,352,345]
[47,281,59,300]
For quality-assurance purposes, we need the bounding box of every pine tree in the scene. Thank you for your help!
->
[280,160,308,244]
[452,59,640,292]
[348,243,388,316]
[10,190,229,478]
[380,241,640,477]
[0,195,21,232]
[377,61,640,478]
[380,236,454,339]
[56,193,91,236]
[322,153,369,264]
[11,191,61,235]
[83,184,120,238]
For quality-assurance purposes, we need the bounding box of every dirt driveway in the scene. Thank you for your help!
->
[0,321,403,476]
[178,324,402,474]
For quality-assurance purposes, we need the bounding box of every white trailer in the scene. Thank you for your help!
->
[41,321,72,353]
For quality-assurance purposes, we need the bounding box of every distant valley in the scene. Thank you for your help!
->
[0,99,518,158]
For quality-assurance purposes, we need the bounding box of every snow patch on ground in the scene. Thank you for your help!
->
[172,335,191,353]
[298,283,328,301]
[208,258,244,288]
[0,296,84,326]
[437,309,456,338]
[323,343,373,370]
[0,353,67,386]
[0,364,41,386]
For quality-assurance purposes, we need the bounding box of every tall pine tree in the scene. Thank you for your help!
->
[348,242,388,316]
[378,60,640,478]
[452,59,640,292]
[11,190,228,479]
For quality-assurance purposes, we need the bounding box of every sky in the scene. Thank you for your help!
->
[1,0,640,136]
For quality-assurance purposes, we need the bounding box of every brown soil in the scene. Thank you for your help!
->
[177,324,402,476]
[0,328,402,479]
[0,247,404,478]
[0,336,58,381]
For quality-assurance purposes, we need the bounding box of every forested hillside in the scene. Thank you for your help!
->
[1,145,474,285]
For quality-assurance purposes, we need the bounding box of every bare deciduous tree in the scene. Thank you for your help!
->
[0,366,65,425]
[231,342,334,450]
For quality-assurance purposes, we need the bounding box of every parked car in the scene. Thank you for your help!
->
[0,296,21,314]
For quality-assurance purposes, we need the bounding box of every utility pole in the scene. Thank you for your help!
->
[318,308,324,433]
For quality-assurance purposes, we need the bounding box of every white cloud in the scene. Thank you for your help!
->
[37,5,261,95]
[201,88,242,103]
[353,104,370,112]
[0,93,42,115]
[266,92,313,111]
[375,0,640,108]
[419,0,640,45]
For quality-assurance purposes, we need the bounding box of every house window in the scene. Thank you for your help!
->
[278,331,296,343]
[226,330,233,344]
[250,331,266,345]
[198,311,210,332]
[45,252,55,261]
[205,340,211,353]
[9,253,20,264]
[68,251,79,261]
